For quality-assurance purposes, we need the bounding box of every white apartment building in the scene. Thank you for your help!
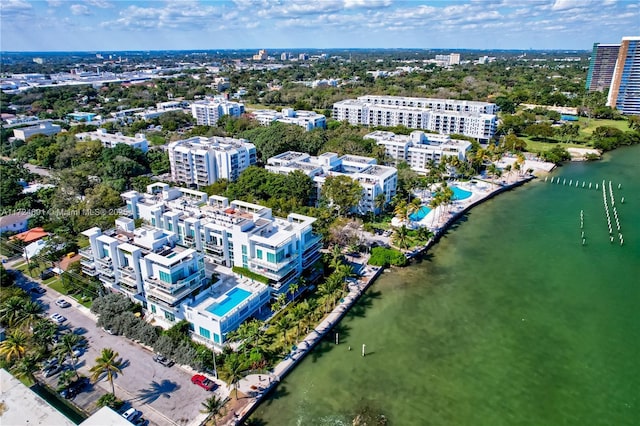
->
[266,151,397,215]
[80,215,271,347]
[12,121,61,140]
[251,108,327,131]
[365,130,472,175]
[333,96,497,142]
[75,128,149,152]
[168,136,256,187]
[121,183,322,295]
[191,99,245,126]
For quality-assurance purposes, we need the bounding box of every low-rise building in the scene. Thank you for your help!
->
[12,121,61,140]
[75,128,149,152]
[251,108,326,131]
[168,136,256,187]
[365,130,472,174]
[191,99,245,126]
[266,151,397,214]
[0,212,31,234]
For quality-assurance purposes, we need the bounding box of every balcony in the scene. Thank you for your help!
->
[95,256,112,267]
[81,259,95,269]
[99,274,116,285]
[303,250,322,269]
[79,247,94,260]
[146,278,202,308]
[81,267,99,277]
[249,252,298,272]
[118,265,135,278]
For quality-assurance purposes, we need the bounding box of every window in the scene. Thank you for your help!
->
[164,311,175,322]
[151,218,156,226]
[151,305,156,314]
[102,247,109,258]
[257,249,263,259]
[159,271,172,283]
[168,223,173,231]
[267,252,276,263]
[242,245,247,255]
[199,327,211,339]
[189,322,195,331]
[213,333,220,343]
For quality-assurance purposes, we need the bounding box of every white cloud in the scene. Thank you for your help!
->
[47,0,63,7]
[551,0,591,11]
[71,4,91,15]
[86,0,114,8]
[0,0,33,18]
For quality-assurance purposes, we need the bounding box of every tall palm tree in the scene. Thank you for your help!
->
[201,394,226,426]
[393,225,410,249]
[0,330,29,362]
[374,193,387,220]
[288,282,299,304]
[90,348,123,396]
[275,315,292,347]
[223,353,245,400]
[55,333,84,379]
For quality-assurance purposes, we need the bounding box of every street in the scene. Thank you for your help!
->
[12,270,224,426]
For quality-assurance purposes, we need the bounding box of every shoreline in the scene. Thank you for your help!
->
[225,173,539,425]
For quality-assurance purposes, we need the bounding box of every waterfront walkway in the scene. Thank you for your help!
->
[219,263,383,425]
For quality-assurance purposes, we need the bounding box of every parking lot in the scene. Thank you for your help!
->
[13,270,227,426]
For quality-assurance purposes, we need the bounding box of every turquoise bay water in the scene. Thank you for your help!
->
[253,146,640,426]
[207,287,251,316]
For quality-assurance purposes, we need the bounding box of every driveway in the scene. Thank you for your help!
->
[14,272,226,426]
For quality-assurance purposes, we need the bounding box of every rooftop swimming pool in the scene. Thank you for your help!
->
[206,287,252,317]
[409,206,431,222]
[452,186,472,200]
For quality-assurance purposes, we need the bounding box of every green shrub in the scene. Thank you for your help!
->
[368,247,407,267]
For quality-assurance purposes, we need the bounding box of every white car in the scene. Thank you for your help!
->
[55,299,71,308]
[122,408,142,422]
[50,313,67,324]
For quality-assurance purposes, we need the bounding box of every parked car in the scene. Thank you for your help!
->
[101,327,115,335]
[50,313,66,325]
[43,357,59,369]
[153,354,175,367]
[122,408,142,422]
[29,286,46,294]
[191,374,215,391]
[60,377,90,399]
[43,364,64,378]
[55,298,71,308]
[40,269,55,280]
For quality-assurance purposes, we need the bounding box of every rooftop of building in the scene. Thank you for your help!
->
[0,212,31,227]
[168,136,254,151]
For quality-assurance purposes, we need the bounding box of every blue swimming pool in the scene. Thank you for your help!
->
[451,186,472,200]
[206,287,252,317]
[409,206,431,222]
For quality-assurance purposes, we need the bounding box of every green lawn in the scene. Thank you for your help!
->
[47,278,67,294]
[523,138,587,153]
[579,118,630,135]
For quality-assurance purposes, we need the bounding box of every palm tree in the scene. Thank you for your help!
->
[32,319,59,350]
[90,348,123,396]
[201,395,226,426]
[10,354,39,384]
[223,353,245,400]
[57,369,76,390]
[275,315,292,347]
[0,296,26,328]
[374,193,387,220]
[393,225,410,249]
[55,333,84,379]
[288,282,299,304]
[18,300,43,329]
[0,330,29,362]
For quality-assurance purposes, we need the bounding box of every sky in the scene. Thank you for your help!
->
[1,0,638,52]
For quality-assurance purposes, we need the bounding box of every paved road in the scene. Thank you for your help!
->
[13,271,224,426]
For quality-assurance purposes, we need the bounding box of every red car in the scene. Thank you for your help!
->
[191,374,215,391]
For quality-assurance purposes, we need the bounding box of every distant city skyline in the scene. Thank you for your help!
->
[1,0,638,52]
